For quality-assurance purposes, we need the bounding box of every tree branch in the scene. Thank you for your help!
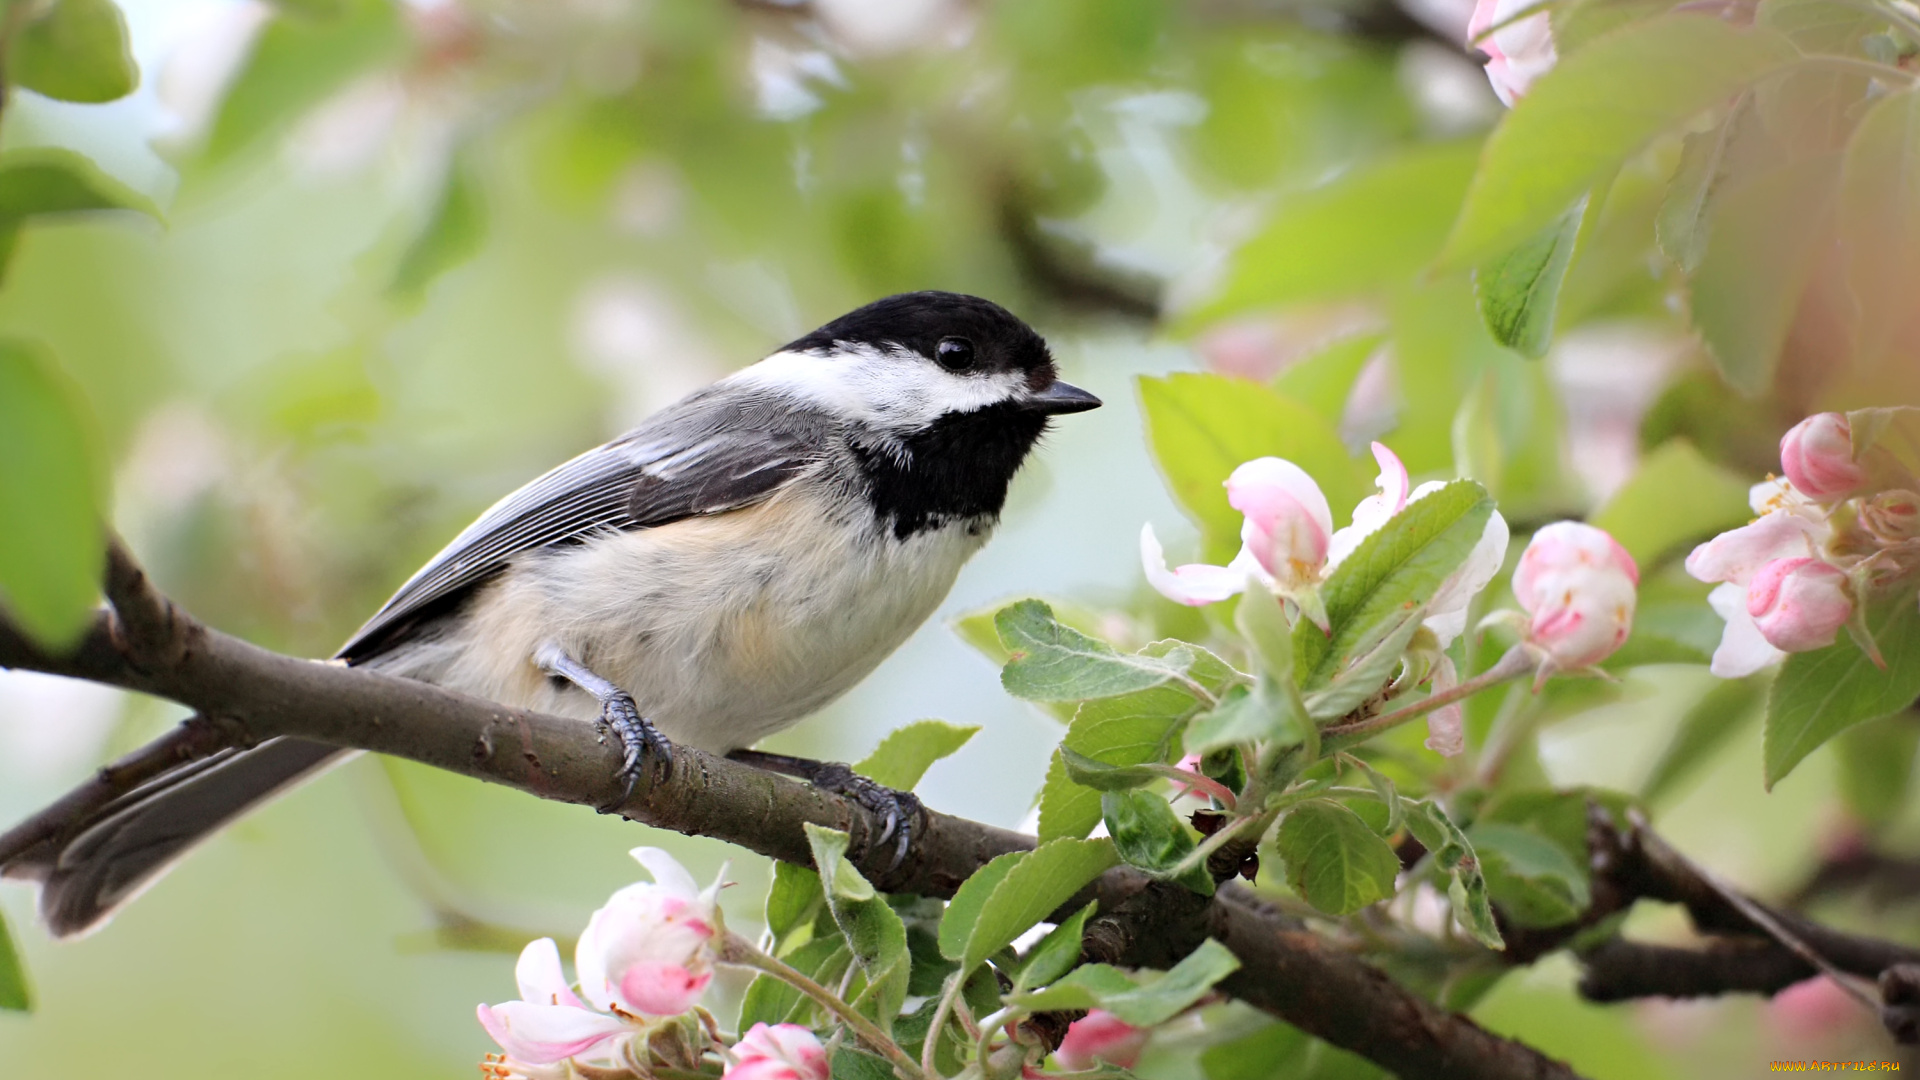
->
[0,541,1588,1080]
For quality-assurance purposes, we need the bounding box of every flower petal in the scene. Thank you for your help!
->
[1140,524,1249,606]
[1424,655,1464,757]
[477,1001,629,1065]
[1707,582,1785,678]
[1684,512,1821,586]
[1227,457,1335,539]
[619,960,712,1016]
[630,847,701,898]
[515,937,586,1010]
[1425,510,1510,647]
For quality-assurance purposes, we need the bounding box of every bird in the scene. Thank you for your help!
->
[3,290,1100,938]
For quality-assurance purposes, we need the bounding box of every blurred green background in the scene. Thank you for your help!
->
[0,0,1915,1077]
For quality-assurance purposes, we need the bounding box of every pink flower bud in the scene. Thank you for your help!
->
[1056,1011,1150,1071]
[1861,489,1920,545]
[1515,523,1639,669]
[1227,457,1334,589]
[1746,557,1852,653]
[726,1024,829,1080]
[1469,0,1558,106]
[1779,413,1864,502]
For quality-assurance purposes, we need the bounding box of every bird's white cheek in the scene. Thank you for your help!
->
[731,348,1024,430]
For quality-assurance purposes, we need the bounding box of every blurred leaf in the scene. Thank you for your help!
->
[803,826,909,1035]
[9,0,137,103]
[1475,196,1585,359]
[1010,939,1241,1026]
[390,153,488,301]
[1687,155,1836,395]
[1850,406,1920,479]
[1190,141,1479,324]
[0,908,29,1012]
[1470,823,1590,928]
[1605,575,1722,669]
[1103,789,1213,894]
[1549,0,1675,53]
[1140,373,1368,563]
[1642,676,1766,804]
[1406,799,1503,948]
[1833,713,1920,826]
[937,837,1117,974]
[739,935,846,1029]
[204,0,405,164]
[1273,331,1383,424]
[997,600,1220,703]
[854,720,978,791]
[0,146,158,278]
[1658,96,1748,273]
[1839,85,1920,359]
[1766,582,1920,788]
[1756,0,1880,153]
[0,338,105,648]
[1274,799,1398,915]
[1296,481,1493,702]
[1441,15,1796,269]
[830,1048,894,1080]
[1201,1020,1386,1080]
[1011,900,1095,993]
[1590,439,1754,566]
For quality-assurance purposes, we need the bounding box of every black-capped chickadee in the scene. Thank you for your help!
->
[10,291,1100,937]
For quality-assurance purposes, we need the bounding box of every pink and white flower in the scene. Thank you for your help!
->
[1862,489,1920,544]
[1779,412,1864,503]
[1687,477,1836,676]
[577,847,726,1017]
[478,937,632,1067]
[1746,557,1853,654]
[726,1023,829,1080]
[1469,0,1557,106]
[1513,522,1639,669]
[1055,1010,1150,1071]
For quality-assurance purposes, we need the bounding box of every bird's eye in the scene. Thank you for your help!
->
[935,337,976,372]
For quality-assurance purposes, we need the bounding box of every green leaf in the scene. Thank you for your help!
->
[1848,406,1920,476]
[1440,15,1797,269]
[1833,713,1920,826]
[765,862,827,954]
[1140,373,1369,561]
[1103,789,1213,895]
[1687,156,1835,395]
[1186,676,1313,757]
[1839,85,1920,359]
[1058,746,1165,791]
[0,339,106,648]
[739,935,847,1029]
[1010,938,1242,1027]
[1470,823,1590,928]
[1341,755,1404,837]
[1657,95,1748,273]
[1766,583,1920,788]
[1301,606,1425,724]
[804,825,910,1034]
[1040,686,1200,841]
[390,152,488,301]
[9,0,137,103]
[1273,332,1385,424]
[0,908,29,1012]
[1296,481,1493,701]
[1590,440,1755,567]
[1642,676,1766,804]
[1200,1021,1387,1080]
[939,837,1118,974]
[1406,800,1503,948]
[0,146,159,277]
[997,600,1208,702]
[854,720,979,791]
[1475,196,1585,359]
[1012,900,1096,993]
[205,0,406,164]
[1187,141,1481,324]
[831,1048,896,1080]
[1274,800,1400,916]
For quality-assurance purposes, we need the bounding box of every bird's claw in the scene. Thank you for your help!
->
[810,763,922,872]
[595,692,671,813]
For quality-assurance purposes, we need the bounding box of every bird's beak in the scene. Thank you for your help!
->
[1023,379,1102,415]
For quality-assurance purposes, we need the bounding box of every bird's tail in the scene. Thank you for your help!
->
[0,736,349,938]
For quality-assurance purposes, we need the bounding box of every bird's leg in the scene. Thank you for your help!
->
[727,749,923,871]
[534,642,672,811]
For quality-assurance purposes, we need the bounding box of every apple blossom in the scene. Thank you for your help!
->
[1779,412,1864,502]
[1514,523,1639,669]
[1055,1010,1150,1071]
[1862,489,1920,544]
[576,847,727,1018]
[726,1023,829,1080]
[1746,557,1852,654]
[478,937,633,1066]
[1425,654,1465,758]
[1228,457,1335,589]
[1688,477,1836,675]
[1468,0,1557,106]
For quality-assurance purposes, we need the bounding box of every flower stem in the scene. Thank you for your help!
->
[1319,646,1536,755]
[722,933,924,1080]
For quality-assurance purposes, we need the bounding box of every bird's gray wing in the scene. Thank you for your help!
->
[336,394,824,662]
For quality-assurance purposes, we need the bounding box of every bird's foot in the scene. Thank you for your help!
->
[595,692,672,812]
[808,762,922,872]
